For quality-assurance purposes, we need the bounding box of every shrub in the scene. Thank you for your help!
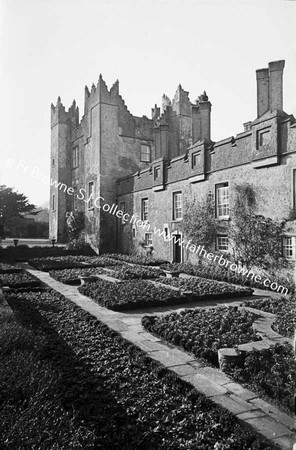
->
[0,245,95,261]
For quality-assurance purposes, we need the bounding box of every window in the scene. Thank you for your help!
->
[52,158,55,167]
[52,194,55,211]
[72,146,79,168]
[154,166,160,180]
[88,182,94,209]
[140,144,151,162]
[164,226,169,241]
[173,191,182,220]
[144,232,152,246]
[216,235,229,252]
[73,186,78,210]
[141,198,148,222]
[119,202,126,224]
[192,152,200,168]
[132,227,136,238]
[282,236,296,260]
[216,183,229,219]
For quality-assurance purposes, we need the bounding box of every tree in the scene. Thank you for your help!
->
[183,193,218,248]
[0,185,36,238]
[229,183,284,270]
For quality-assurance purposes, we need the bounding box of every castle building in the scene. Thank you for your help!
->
[50,60,296,276]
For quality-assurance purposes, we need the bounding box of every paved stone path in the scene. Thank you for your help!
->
[21,264,296,449]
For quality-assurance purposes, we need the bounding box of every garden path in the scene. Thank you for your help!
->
[21,263,295,450]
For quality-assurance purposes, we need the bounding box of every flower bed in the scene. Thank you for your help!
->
[142,307,261,367]
[1,288,272,449]
[49,267,106,285]
[226,343,296,413]
[0,271,42,288]
[0,262,22,274]
[142,307,296,414]
[160,262,295,294]
[106,253,168,266]
[111,265,162,280]
[29,255,121,272]
[155,276,253,299]
[243,296,296,338]
[78,279,180,310]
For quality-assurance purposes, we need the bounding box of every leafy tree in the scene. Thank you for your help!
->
[229,183,285,270]
[0,185,36,238]
[183,193,218,248]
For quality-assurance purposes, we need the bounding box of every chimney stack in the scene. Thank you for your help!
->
[269,60,285,112]
[256,60,285,118]
[256,68,269,117]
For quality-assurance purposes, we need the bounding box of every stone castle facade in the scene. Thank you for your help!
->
[50,60,296,274]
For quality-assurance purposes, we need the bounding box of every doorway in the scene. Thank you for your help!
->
[173,233,182,263]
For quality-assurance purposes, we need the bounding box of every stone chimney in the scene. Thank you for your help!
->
[256,68,269,117]
[192,91,211,143]
[269,60,285,112]
[256,60,285,118]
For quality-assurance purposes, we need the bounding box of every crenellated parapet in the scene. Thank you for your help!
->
[116,107,296,198]
[51,97,79,128]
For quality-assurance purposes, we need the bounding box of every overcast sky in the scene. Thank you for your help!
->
[1,0,295,207]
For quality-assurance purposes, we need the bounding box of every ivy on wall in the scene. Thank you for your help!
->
[229,183,285,271]
[183,193,218,249]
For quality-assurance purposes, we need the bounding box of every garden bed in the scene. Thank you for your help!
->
[160,262,295,295]
[155,276,253,299]
[78,279,182,310]
[1,288,273,449]
[0,262,22,274]
[243,296,296,338]
[142,307,296,414]
[111,265,162,280]
[49,267,106,285]
[0,271,42,288]
[29,255,121,272]
[142,307,261,367]
[106,253,168,266]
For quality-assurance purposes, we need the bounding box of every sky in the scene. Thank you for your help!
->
[0,0,296,207]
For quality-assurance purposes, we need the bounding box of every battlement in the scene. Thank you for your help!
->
[51,97,79,128]
[117,109,296,197]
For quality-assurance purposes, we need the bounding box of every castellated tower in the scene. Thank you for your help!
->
[49,77,212,252]
[50,97,79,242]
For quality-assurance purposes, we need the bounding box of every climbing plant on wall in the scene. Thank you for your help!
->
[229,183,285,270]
[183,193,218,248]
[66,211,85,249]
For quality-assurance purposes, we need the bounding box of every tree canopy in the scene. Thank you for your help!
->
[0,185,36,237]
